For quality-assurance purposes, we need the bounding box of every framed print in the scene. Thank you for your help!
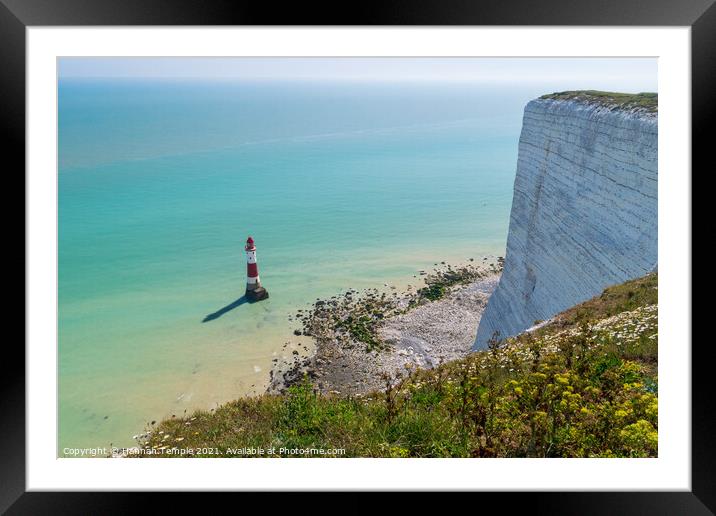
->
[5,0,710,510]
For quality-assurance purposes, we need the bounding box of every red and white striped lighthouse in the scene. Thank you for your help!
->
[245,236,269,301]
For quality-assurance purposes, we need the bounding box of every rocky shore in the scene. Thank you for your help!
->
[268,261,501,396]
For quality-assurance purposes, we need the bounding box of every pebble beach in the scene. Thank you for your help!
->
[268,263,501,396]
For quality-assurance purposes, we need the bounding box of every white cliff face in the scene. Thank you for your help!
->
[474,97,657,349]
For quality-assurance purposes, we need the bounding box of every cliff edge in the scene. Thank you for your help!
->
[474,91,657,349]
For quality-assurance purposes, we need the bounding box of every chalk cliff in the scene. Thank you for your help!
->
[474,92,657,349]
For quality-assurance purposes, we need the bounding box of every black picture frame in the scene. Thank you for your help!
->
[4,0,708,511]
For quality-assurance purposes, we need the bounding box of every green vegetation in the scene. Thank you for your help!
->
[133,273,657,458]
[414,263,498,303]
[340,313,384,351]
[304,289,401,352]
[539,91,658,113]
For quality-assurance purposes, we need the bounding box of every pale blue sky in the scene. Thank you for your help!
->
[59,57,657,92]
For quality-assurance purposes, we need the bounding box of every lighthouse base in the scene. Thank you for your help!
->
[246,287,269,302]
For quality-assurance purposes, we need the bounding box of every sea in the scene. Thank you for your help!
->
[58,78,543,454]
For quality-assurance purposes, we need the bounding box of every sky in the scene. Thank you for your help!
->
[58,57,657,92]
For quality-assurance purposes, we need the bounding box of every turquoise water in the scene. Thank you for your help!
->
[58,79,538,453]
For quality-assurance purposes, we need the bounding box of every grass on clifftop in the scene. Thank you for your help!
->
[539,91,658,113]
[132,273,658,458]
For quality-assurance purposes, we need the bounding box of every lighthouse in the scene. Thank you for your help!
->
[245,236,269,302]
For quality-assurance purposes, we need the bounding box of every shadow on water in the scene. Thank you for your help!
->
[202,295,249,322]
